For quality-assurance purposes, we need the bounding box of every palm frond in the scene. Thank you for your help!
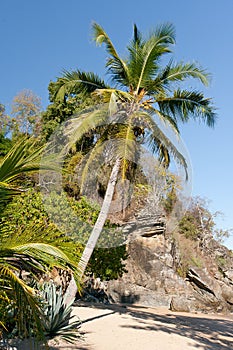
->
[157,89,216,127]
[133,111,188,177]
[13,243,76,266]
[0,217,81,271]
[127,23,175,93]
[0,229,81,339]
[151,61,210,92]
[54,70,108,102]
[92,22,129,86]
[0,139,45,206]
[0,265,45,339]
[147,106,180,134]
[114,124,138,181]
[0,139,59,207]
[1,214,81,262]
[1,225,80,272]
[133,24,142,47]
[0,183,22,203]
[64,106,109,149]
[79,138,106,194]
[0,139,43,183]
[152,22,176,45]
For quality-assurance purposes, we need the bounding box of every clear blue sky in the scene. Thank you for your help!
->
[1,0,233,248]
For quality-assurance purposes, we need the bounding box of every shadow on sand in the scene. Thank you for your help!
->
[76,301,233,350]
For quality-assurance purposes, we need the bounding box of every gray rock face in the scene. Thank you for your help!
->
[107,220,233,313]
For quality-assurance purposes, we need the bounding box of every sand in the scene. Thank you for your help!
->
[49,303,233,350]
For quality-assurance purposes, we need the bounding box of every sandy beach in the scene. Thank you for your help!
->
[49,303,233,350]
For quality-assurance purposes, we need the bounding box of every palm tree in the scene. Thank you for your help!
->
[51,22,216,302]
[0,139,80,341]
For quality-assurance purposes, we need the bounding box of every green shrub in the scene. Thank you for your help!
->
[178,213,199,240]
[1,189,127,280]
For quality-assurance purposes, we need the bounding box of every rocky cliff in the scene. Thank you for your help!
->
[107,214,233,313]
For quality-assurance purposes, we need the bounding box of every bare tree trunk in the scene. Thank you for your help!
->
[64,158,121,305]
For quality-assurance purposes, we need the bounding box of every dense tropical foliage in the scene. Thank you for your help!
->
[0,140,81,345]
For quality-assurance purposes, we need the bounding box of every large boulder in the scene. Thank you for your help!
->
[107,227,233,313]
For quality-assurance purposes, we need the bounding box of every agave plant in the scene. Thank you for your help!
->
[40,282,81,343]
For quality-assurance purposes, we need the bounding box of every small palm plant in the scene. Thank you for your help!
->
[0,139,81,344]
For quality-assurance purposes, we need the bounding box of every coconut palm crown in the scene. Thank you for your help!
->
[53,22,215,174]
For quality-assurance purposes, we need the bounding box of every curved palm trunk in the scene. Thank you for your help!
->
[64,158,121,305]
